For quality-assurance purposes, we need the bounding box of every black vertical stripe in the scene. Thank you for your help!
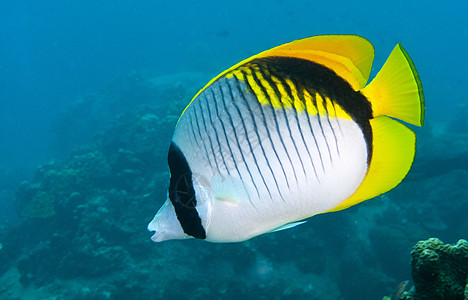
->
[187,111,201,149]
[194,99,221,173]
[168,142,206,239]
[278,75,319,181]
[249,67,292,191]
[209,87,250,200]
[320,93,340,156]
[261,65,307,181]
[227,77,273,200]
[219,80,260,204]
[188,110,215,172]
[258,67,299,184]
[238,70,285,200]
[308,87,333,164]
[330,100,344,136]
[203,91,231,175]
[268,69,310,176]
[246,56,373,163]
[293,80,325,173]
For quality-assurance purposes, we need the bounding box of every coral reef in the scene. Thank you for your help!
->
[401,238,468,300]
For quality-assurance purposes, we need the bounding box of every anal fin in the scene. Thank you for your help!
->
[329,116,416,212]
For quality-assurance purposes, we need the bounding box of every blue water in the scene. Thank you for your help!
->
[1,0,467,299]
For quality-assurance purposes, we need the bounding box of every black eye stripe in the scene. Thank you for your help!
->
[168,142,206,239]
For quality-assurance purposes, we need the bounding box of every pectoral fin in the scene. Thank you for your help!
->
[211,174,248,205]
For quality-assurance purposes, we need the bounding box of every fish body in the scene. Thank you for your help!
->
[148,35,424,243]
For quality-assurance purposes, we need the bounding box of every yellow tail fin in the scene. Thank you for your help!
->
[330,44,424,212]
[361,44,424,126]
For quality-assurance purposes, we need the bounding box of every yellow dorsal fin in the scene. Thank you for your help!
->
[361,43,425,126]
[254,35,375,90]
[328,116,416,212]
[191,35,374,102]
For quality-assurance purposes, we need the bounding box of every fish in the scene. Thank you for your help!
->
[148,34,424,243]
[382,280,410,300]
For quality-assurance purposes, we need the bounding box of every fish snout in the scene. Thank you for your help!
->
[147,199,190,242]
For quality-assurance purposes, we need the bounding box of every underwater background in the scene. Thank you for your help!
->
[1,0,467,299]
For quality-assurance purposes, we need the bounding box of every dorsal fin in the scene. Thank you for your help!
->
[255,35,375,90]
[190,35,375,103]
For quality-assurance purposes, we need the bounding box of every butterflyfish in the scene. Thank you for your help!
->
[148,35,424,243]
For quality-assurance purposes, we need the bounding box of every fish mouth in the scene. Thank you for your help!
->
[148,226,189,242]
[147,213,189,242]
[147,218,164,242]
[147,225,166,242]
[147,199,191,242]
[150,231,165,242]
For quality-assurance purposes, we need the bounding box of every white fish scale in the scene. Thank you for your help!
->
[173,77,368,242]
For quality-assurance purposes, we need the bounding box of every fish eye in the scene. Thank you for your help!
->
[171,172,197,209]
